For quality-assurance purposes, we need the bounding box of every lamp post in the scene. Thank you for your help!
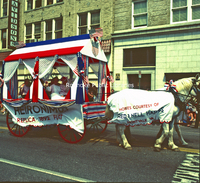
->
[138,71,141,89]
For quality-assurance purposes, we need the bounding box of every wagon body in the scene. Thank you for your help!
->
[2,34,111,143]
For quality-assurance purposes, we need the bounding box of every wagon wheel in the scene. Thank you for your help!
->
[86,118,108,134]
[57,122,86,144]
[6,113,30,137]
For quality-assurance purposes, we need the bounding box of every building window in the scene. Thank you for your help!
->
[35,0,42,8]
[123,47,155,67]
[1,29,7,48]
[34,22,41,40]
[2,0,8,17]
[78,11,100,35]
[47,0,53,5]
[45,20,52,40]
[128,74,151,90]
[171,0,200,23]
[45,18,63,40]
[27,0,33,10]
[55,18,63,39]
[25,24,32,42]
[25,23,41,43]
[46,0,62,6]
[132,0,147,28]
[26,0,41,10]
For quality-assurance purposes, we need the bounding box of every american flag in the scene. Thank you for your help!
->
[14,41,26,49]
[73,65,88,86]
[89,28,103,39]
[91,39,99,57]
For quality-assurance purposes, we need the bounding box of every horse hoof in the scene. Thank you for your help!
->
[154,147,161,152]
[173,148,180,152]
[182,143,188,146]
[125,147,132,150]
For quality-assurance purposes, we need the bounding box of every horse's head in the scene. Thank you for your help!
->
[174,74,200,105]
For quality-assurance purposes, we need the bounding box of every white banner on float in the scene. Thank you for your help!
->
[4,102,84,133]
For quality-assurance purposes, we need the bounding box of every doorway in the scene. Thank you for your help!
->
[128,74,151,90]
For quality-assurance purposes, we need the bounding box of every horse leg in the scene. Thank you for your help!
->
[124,126,137,143]
[156,125,163,139]
[154,123,169,152]
[116,124,132,150]
[174,119,188,146]
[115,124,123,147]
[168,119,179,151]
[105,105,114,119]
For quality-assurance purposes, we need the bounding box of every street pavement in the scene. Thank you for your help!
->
[0,112,199,182]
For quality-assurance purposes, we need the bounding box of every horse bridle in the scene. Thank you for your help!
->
[170,77,200,119]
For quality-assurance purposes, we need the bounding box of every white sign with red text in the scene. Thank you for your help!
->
[4,102,84,133]
[107,89,175,126]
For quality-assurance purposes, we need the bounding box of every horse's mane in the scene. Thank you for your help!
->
[173,76,200,104]
[173,77,194,94]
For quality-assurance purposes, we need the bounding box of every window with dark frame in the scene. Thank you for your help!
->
[128,74,151,90]
[25,23,41,43]
[78,13,87,35]
[35,0,41,8]
[123,47,156,67]
[47,0,53,5]
[34,22,41,40]
[2,0,8,16]
[78,11,100,35]
[55,18,63,39]
[91,11,100,30]
[2,29,7,48]
[25,24,32,43]
[27,0,33,10]
[45,20,52,40]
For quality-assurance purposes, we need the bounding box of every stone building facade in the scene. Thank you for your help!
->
[112,0,200,91]
[0,0,114,85]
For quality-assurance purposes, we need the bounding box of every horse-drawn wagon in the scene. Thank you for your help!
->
[1,34,111,143]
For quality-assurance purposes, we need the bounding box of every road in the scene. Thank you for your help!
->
[0,113,199,182]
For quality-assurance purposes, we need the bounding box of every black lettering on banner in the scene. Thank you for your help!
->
[14,107,21,115]
[33,105,40,113]
[20,107,25,114]
[50,107,58,113]
[40,105,49,113]
[26,105,33,114]
[14,105,69,115]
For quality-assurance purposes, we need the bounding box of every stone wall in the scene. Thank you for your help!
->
[148,0,170,26]
[114,0,132,31]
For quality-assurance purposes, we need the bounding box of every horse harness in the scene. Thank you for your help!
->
[169,78,200,119]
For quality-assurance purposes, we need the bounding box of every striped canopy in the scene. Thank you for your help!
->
[4,34,107,62]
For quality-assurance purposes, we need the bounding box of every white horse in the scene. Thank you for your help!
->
[105,76,200,151]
